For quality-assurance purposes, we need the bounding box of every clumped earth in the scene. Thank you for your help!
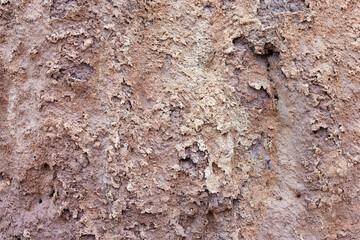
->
[0,0,359,239]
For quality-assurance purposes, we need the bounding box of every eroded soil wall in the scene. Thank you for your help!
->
[0,0,359,239]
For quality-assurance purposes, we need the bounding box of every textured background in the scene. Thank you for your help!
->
[0,0,360,239]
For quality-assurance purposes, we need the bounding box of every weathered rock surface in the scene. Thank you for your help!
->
[0,0,359,239]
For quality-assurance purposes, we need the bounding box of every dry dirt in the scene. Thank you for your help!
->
[0,0,360,239]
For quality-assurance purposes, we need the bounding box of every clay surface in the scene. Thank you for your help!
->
[0,0,360,239]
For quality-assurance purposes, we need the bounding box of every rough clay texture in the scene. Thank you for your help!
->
[0,0,360,239]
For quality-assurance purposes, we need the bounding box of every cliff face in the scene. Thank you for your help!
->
[0,0,359,239]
